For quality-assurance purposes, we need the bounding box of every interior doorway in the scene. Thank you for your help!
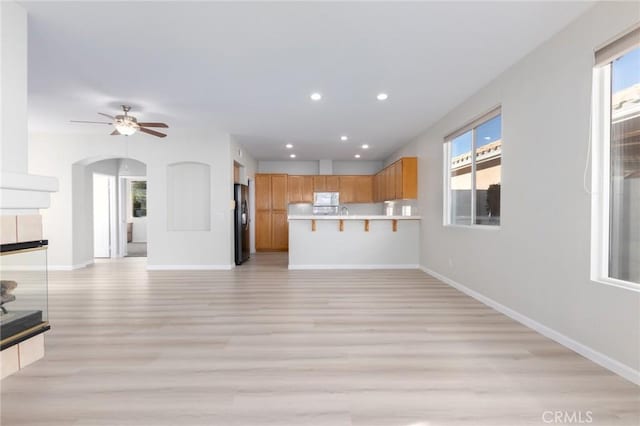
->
[93,173,117,258]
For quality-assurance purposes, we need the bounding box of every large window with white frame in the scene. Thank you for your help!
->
[445,107,502,227]
[592,28,640,289]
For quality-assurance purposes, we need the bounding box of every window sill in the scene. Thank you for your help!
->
[444,224,501,230]
[591,276,640,293]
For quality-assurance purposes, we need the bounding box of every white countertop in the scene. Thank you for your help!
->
[288,215,421,220]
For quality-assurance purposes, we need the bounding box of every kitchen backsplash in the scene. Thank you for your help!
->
[288,200,418,216]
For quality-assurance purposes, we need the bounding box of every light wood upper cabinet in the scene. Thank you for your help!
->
[393,161,403,200]
[313,175,326,192]
[288,175,317,204]
[287,175,304,204]
[399,157,418,199]
[372,157,418,201]
[255,174,272,210]
[339,176,356,203]
[338,176,373,203]
[326,176,340,192]
[271,174,288,211]
[385,166,395,201]
[355,176,373,203]
[302,176,314,203]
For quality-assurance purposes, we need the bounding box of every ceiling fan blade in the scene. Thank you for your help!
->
[110,129,121,136]
[98,112,115,120]
[139,127,167,138]
[137,122,168,128]
[70,120,112,125]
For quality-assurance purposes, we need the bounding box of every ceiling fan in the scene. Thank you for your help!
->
[70,105,169,138]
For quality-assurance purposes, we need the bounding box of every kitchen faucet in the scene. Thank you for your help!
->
[340,205,349,216]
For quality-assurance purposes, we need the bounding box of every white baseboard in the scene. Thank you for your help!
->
[289,264,420,270]
[146,264,234,271]
[49,260,93,271]
[419,266,640,386]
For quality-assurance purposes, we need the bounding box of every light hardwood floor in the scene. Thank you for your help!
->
[1,253,638,425]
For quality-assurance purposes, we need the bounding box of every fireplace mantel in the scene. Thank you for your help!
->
[1,172,58,211]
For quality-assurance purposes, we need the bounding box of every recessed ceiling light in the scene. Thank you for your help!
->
[484,136,491,140]
[340,135,348,141]
[354,154,361,159]
[376,93,388,101]
[285,143,293,149]
[310,92,322,101]
[361,144,369,149]
[290,154,296,158]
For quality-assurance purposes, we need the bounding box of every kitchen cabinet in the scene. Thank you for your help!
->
[255,210,272,250]
[313,175,326,192]
[386,165,396,201]
[255,174,271,210]
[302,176,314,203]
[271,211,289,250]
[287,175,304,204]
[271,175,288,210]
[373,157,418,201]
[339,176,373,203]
[288,175,315,203]
[255,174,288,251]
[313,175,339,192]
[355,176,373,203]
[326,176,340,192]
[338,176,356,203]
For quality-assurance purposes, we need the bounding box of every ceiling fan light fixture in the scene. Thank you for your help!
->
[114,116,139,136]
[114,123,137,136]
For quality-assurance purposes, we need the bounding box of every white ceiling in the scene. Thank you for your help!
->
[23,1,594,161]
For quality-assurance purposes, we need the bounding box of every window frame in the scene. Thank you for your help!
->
[591,58,640,293]
[443,106,502,229]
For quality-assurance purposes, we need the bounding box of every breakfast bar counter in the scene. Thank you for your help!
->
[287,215,421,269]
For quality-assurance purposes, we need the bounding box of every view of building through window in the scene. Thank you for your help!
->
[131,181,147,218]
[449,113,502,226]
[609,46,640,284]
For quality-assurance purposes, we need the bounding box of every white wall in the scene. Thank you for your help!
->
[388,2,640,378]
[0,1,28,174]
[258,159,383,175]
[119,158,146,177]
[258,160,319,175]
[29,128,234,269]
[333,160,383,175]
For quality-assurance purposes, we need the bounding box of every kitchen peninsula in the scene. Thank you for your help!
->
[288,214,421,269]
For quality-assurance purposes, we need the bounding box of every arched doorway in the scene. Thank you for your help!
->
[72,157,147,264]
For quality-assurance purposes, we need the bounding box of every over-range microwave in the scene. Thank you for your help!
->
[313,192,339,207]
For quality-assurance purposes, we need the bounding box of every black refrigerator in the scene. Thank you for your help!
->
[234,184,250,265]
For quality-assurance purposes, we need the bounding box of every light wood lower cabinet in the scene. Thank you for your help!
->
[271,211,289,250]
[255,210,272,251]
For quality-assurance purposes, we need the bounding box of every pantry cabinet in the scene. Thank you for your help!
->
[255,174,288,251]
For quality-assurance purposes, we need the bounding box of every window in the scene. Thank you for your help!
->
[131,181,147,218]
[445,108,502,226]
[593,28,640,289]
